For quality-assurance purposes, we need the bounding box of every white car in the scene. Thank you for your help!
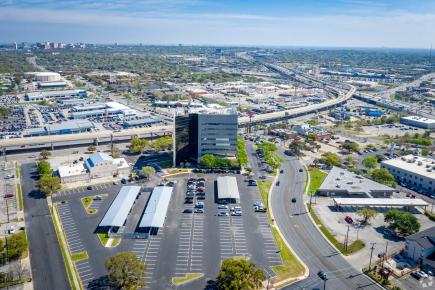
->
[218,205,229,209]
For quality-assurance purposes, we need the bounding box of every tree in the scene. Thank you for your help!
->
[340,142,360,153]
[150,136,172,151]
[236,137,248,166]
[105,252,147,290]
[111,145,121,158]
[362,156,378,169]
[37,175,61,197]
[39,150,51,160]
[288,140,305,156]
[87,145,96,152]
[6,231,28,261]
[216,258,266,290]
[357,208,377,224]
[37,161,52,176]
[140,166,155,180]
[129,138,149,154]
[345,156,357,168]
[370,168,396,187]
[384,209,420,235]
[319,152,341,167]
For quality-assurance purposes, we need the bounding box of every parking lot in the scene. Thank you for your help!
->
[0,161,18,226]
[51,172,283,289]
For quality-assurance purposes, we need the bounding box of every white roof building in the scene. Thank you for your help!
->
[400,116,435,129]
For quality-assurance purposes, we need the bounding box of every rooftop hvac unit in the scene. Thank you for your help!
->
[418,161,422,166]
[401,157,406,161]
[428,169,433,172]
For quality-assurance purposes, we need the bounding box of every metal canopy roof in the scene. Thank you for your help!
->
[332,198,429,207]
[99,186,141,227]
[139,186,173,228]
[217,176,240,200]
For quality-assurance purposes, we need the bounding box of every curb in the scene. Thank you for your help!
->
[267,169,310,288]
[301,162,342,255]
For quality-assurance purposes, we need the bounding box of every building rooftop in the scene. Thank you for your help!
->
[99,186,141,227]
[318,166,395,196]
[139,186,173,228]
[382,155,435,178]
[86,152,114,168]
[58,163,87,178]
[332,198,428,207]
[45,119,94,133]
[401,115,435,125]
[406,227,435,250]
[217,176,240,200]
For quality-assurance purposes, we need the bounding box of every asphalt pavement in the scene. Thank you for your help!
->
[20,162,71,290]
[246,142,382,290]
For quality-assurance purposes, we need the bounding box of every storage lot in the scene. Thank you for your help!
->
[52,173,282,289]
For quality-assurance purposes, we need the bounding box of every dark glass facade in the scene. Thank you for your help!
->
[175,114,198,165]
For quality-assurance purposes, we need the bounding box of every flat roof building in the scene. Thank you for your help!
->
[217,176,240,203]
[99,186,141,228]
[139,186,173,229]
[25,119,94,136]
[123,118,160,128]
[71,102,136,119]
[317,166,396,197]
[175,112,238,165]
[381,155,435,195]
[400,116,435,129]
[332,198,428,208]
[25,89,87,102]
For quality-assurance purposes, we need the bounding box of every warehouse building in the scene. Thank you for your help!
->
[175,111,237,165]
[381,155,435,195]
[71,102,136,119]
[26,119,94,136]
[317,166,395,197]
[400,116,435,129]
[34,72,61,82]
[25,89,87,102]
[217,176,240,203]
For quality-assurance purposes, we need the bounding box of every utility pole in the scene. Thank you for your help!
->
[344,225,350,251]
[369,242,376,271]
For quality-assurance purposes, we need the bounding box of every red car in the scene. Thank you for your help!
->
[196,187,205,193]
[345,216,353,224]
[4,193,14,198]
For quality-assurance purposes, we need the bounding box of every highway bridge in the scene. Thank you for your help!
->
[0,65,356,153]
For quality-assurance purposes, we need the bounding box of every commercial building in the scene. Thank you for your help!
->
[34,72,61,82]
[175,112,238,165]
[26,119,94,136]
[317,166,395,197]
[293,124,332,140]
[217,176,240,203]
[56,152,130,183]
[400,116,435,129]
[25,89,87,102]
[404,227,435,273]
[139,186,173,229]
[332,198,428,210]
[71,102,136,119]
[123,117,160,128]
[381,155,435,195]
[99,186,141,230]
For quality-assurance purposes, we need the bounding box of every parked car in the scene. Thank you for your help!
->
[218,205,229,209]
[218,212,229,216]
[291,197,296,203]
[299,168,303,172]
[183,209,193,213]
[280,169,284,173]
[93,195,102,200]
[194,208,204,213]
[276,181,280,186]
[345,216,353,224]
[4,193,14,198]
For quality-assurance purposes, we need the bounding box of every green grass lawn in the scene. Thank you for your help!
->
[81,196,93,209]
[257,179,272,222]
[308,205,365,255]
[172,273,204,285]
[307,168,327,195]
[270,227,305,283]
[71,251,88,262]
[17,184,23,211]
[97,233,109,247]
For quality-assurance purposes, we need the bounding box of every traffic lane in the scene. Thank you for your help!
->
[20,162,71,290]
[276,157,381,290]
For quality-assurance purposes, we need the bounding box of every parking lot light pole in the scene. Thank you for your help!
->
[369,242,376,271]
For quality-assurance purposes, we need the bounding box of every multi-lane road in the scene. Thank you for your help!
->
[247,142,381,290]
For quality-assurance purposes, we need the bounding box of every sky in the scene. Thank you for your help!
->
[0,0,435,48]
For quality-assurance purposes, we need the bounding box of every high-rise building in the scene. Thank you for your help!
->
[174,112,238,165]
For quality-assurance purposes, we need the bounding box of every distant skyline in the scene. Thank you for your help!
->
[1,0,435,49]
